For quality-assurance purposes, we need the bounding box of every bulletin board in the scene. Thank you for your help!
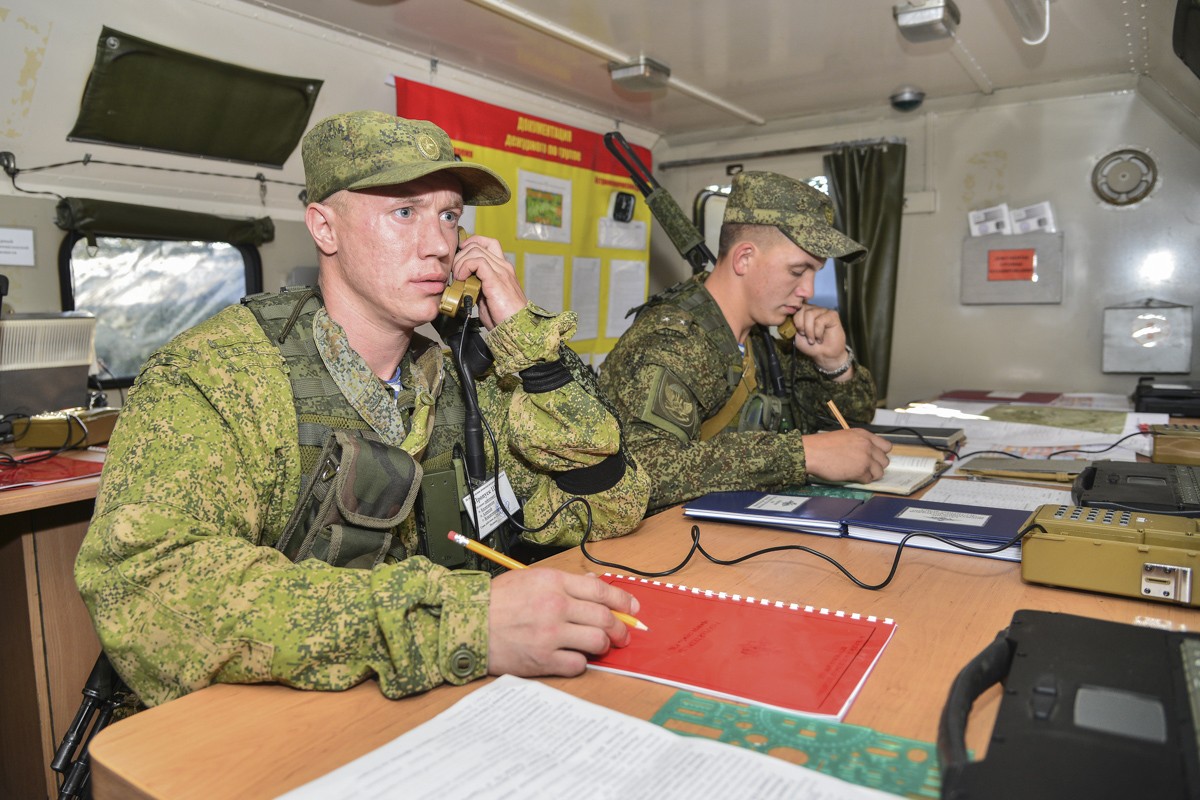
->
[396,79,653,364]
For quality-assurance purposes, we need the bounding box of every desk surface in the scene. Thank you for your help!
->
[89,503,1200,800]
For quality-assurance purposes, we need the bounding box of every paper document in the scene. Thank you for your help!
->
[274,676,888,800]
[920,480,1071,512]
[943,442,1136,477]
[874,408,1159,457]
[569,256,601,340]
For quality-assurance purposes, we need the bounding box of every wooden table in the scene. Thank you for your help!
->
[0,450,104,800]
[89,503,1200,800]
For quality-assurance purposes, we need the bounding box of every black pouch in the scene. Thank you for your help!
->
[275,430,422,568]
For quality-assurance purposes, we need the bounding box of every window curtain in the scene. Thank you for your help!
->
[823,143,906,402]
[55,197,274,246]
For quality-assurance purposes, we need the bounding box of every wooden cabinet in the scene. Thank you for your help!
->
[0,474,102,800]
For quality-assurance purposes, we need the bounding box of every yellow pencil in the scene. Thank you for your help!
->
[827,399,851,430]
[447,532,649,631]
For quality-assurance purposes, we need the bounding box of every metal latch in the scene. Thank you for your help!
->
[1141,563,1192,603]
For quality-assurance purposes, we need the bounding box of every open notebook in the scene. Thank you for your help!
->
[589,574,896,721]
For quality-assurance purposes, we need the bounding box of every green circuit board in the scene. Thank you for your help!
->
[650,691,948,798]
[778,484,875,500]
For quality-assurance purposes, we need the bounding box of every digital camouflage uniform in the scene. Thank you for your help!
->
[599,171,877,514]
[74,111,650,708]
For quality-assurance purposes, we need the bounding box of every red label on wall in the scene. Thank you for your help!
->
[987,249,1036,281]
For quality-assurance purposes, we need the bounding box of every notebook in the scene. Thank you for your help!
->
[841,496,1031,562]
[682,491,863,536]
[589,573,897,720]
[817,454,949,496]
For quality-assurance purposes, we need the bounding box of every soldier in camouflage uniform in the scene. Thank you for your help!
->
[75,111,650,707]
[600,171,891,514]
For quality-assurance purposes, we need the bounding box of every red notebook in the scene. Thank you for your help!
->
[0,454,104,491]
[589,574,896,720]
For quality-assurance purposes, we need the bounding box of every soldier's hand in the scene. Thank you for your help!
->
[790,305,852,378]
[801,429,891,484]
[453,235,527,330]
[486,568,638,677]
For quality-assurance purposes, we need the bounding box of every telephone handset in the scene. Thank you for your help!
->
[439,226,481,319]
[438,275,481,318]
[778,317,796,340]
[433,226,492,482]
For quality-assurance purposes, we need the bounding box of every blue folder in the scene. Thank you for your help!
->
[682,491,864,536]
[841,496,1029,561]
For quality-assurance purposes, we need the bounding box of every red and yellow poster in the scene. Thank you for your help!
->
[396,79,654,363]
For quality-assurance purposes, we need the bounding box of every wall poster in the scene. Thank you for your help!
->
[396,78,653,363]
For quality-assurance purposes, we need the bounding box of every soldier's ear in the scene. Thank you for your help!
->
[730,239,758,277]
[305,202,339,257]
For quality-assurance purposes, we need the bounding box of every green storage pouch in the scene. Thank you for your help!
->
[276,430,422,568]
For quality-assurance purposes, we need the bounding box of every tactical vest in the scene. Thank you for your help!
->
[637,276,790,436]
[242,288,481,572]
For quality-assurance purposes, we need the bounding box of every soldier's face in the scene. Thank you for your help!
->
[747,237,823,326]
[325,173,464,331]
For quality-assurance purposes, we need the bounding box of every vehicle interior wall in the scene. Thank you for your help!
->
[651,78,1200,406]
[5,0,1199,411]
[0,0,658,316]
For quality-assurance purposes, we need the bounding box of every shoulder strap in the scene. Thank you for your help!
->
[700,349,757,440]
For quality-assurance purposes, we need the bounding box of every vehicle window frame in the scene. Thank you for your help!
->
[57,230,263,389]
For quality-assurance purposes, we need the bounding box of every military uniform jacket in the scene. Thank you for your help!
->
[599,273,877,514]
[76,301,649,707]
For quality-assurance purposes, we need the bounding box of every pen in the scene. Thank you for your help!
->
[827,400,851,430]
[447,532,649,631]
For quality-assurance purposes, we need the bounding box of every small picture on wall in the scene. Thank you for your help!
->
[517,170,572,244]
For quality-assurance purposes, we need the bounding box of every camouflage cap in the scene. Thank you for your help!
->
[724,171,866,261]
[302,111,511,206]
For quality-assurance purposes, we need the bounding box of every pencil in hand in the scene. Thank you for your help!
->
[827,400,851,430]
[447,532,649,631]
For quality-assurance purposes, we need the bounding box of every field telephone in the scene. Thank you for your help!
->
[1020,503,1200,606]
[1151,422,1200,466]
[1071,461,1200,516]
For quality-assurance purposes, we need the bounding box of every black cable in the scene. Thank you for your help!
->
[580,521,1042,591]
[2,152,304,202]
[956,429,1150,461]
[452,298,594,552]
[0,412,90,466]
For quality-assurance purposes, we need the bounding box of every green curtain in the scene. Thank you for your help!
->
[55,197,274,246]
[68,27,322,168]
[823,143,906,402]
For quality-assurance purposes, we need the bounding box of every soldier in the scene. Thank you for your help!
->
[76,111,650,707]
[600,170,891,514]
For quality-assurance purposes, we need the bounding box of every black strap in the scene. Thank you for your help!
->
[553,452,626,496]
[520,359,573,394]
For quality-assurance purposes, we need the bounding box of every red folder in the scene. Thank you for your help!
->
[589,574,896,720]
[0,455,104,491]
[939,390,1062,404]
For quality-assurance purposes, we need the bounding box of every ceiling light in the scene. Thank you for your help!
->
[1003,0,1049,45]
[608,57,671,92]
[890,87,926,112]
[893,0,961,43]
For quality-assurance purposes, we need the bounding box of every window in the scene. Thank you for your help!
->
[60,234,262,387]
[694,177,839,312]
